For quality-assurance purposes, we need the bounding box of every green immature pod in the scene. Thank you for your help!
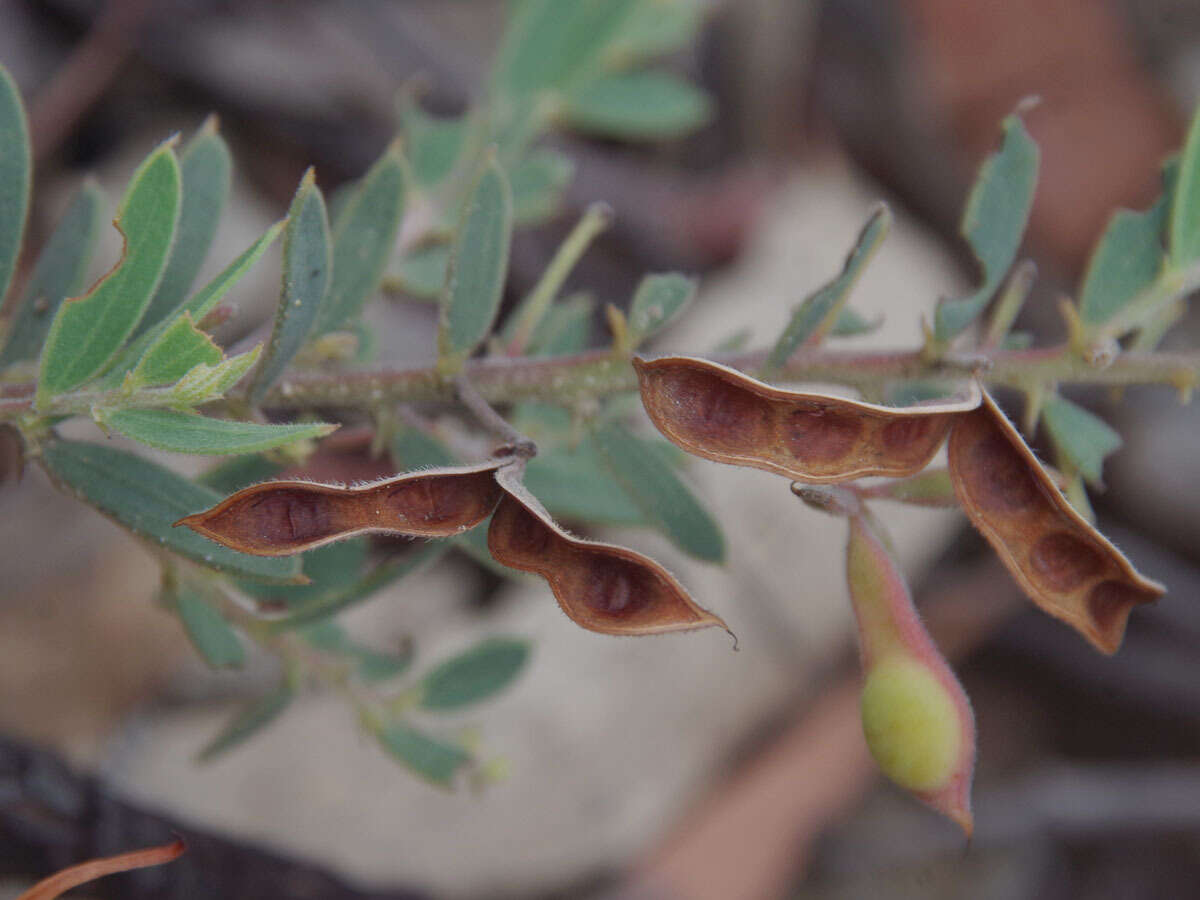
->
[847,513,975,835]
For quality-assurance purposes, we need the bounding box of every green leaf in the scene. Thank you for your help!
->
[831,307,883,337]
[509,149,575,225]
[866,469,957,508]
[250,170,332,402]
[1041,395,1122,488]
[766,205,890,373]
[934,113,1039,341]
[627,272,696,345]
[37,139,182,403]
[390,425,454,470]
[102,409,336,456]
[492,0,639,98]
[1171,103,1200,267]
[166,344,261,406]
[437,157,513,369]
[376,721,471,787]
[607,0,704,65]
[136,119,231,338]
[523,438,646,525]
[391,243,450,299]
[199,680,294,762]
[39,439,301,582]
[167,580,244,669]
[594,422,725,561]
[1079,196,1168,328]
[419,637,531,711]
[299,621,413,682]
[240,538,369,606]
[400,101,467,188]
[528,292,595,356]
[0,181,103,365]
[561,71,711,139]
[316,143,406,334]
[127,313,221,388]
[0,64,30,307]
[196,454,284,494]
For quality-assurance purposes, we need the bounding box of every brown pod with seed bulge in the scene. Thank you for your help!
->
[176,461,506,556]
[947,390,1163,653]
[634,356,981,483]
[487,464,728,636]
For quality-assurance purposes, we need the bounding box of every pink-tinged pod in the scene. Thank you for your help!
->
[487,463,728,637]
[847,512,975,836]
[633,356,981,483]
[947,389,1163,653]
[176,460,506,556]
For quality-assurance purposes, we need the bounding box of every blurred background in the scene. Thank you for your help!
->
[3,0,1200,897]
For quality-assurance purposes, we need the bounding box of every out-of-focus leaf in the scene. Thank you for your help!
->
[376,721,471,787]
[452,518,515,576]
[197,454,284,494]
[101,409,336,455]
[167,580,244,668]
[390,425,454,469]
[934,113,1039,341]
[492,0,638,98]
[523,438,646,525]
[299,621,413,682]
[316,143,406,333]
[561,71,710,139]
[250,170,331,402]
[0,181,103,364]
[766,205,890,373]
[862,469,957,508]
[607,0,704,65]
[0,64,30,307]
[627,273,695,345]
[38,440,302,582]
[1170,105,1200,267]
[240,538,369,607]
[418,637,531,710]
[391,243,450,299]
[509,149,575,224]
[1041,394,1122,487]
[594,422,724,561]
[199,680,294,762]
[400,100,467,188]
[127,313,221,388]
[1079,197,1168,328]
[437,157,513,370]
[37,140,181,403]
[136,119,231,338]
[528,292,594,356]
[831,307,883,337]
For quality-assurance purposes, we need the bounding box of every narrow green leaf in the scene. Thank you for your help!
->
[400,100,467,188]
[167,344,261,406]
[627,272,696,345]
[199,680,294,762]
[766,206,890,373]
[934,113,1039,341]
[1171,103,1200,268]
[492,0,639,98]
[594,422,725,561]
[102,409,336,456]
[437,157,513,369]
[39,440,302,582]
[419,637,531,711]
[562,71,711,139]
[523,438,646,525]
[136,119,231,337]
[300,621,413,682]
[167,580,244,669]
[391,243,450,299]
[1041,395,1122,488]
[1080,196,1168,328]
[607,0,704,65]
[831,307,882,337]
[103,222,285,387]
[128,313,221,388]
[1,182,103,365]
[0,64,30,307]
[316,143,406,334]
[376,721,471,787]
[37,139,182,403]
[528,292,595,356]
[197,454,284,494]
[250,170,332,402]
[509,149,575,225]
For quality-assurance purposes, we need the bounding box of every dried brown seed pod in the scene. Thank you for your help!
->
[487,464,728,636]
[947,390,1163,653]
[634,356,981,483]
[176,461,506,556]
